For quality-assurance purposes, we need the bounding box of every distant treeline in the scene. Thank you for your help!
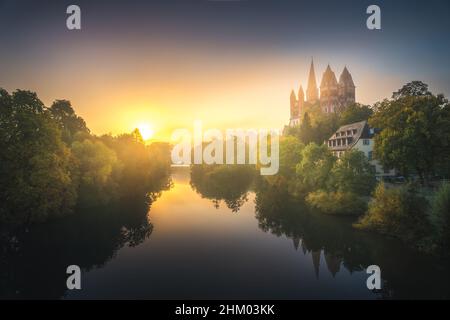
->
[0,88,172,227]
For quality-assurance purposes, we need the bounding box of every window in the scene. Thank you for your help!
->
[368,151,373,161]
[363,139,370,145]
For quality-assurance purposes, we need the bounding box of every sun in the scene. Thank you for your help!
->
[137,123,155,140]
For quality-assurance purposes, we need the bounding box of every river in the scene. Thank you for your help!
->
[1,167,449,299]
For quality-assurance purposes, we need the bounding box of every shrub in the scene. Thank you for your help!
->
[306,190,367,215]
[355,183,431,243]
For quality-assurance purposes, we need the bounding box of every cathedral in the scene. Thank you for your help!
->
[289,59,356,126]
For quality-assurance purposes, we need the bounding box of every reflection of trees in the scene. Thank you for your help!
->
[0,176,171,299]
[190,165,256,212]
[254,177,450,299]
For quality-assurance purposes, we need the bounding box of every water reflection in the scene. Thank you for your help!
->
[0,178,171,299]
[190,165,255,212]
[1,168,449,299]
[254,177,450,299]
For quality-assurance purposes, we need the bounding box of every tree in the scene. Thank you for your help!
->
[278,136,304,177]
[0,89,76,225]
[339,103,373,126]
[71,138,120,206]
[392,81,432,100]
[356,183,431,244]
[329,150,376,196]
[295,143,335,194]
[306,190,367,215]
[131,128,144,144]
[369,82,450,184]
[49,100,89,143]
[304,150,375,216]
[312,113,339,144]
[299,112,313,144]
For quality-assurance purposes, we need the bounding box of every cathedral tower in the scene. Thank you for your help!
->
[306,59,319,103]
[320,64,339,113]
[338,66,356,107]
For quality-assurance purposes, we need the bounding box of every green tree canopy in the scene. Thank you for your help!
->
[392,81,432,100]
[295,143,335,193]
[71,138,120,206]
[339,103,373,126]
[49,100,89,143]
[278,135,304,177]
[328,150,376,196]
[0,89,76,224]
[370,82,450,183]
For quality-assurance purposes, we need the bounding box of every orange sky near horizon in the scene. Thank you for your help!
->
[2,43,414,141]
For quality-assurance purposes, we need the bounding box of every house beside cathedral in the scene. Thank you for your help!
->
[327,120,396,178]
[289,59,356,127]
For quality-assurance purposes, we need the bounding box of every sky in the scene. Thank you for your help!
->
[1,0,449,140]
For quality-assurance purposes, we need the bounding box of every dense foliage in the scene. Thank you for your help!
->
[370,82,450,183]
[276,136,375,215]
[0,88,171,227]
[306,191,367,216]
[355,184,431,245]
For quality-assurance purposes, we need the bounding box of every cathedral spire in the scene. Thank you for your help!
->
[298,85,304,100]
[306,58,318,102]
[290,89,296,102]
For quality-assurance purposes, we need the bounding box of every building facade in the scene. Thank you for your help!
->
[326,120,395,177]
[289,59,356,126]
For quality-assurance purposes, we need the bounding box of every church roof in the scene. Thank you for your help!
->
[320,65,338,88]
[339,66,355,87]
[298,85,304,98]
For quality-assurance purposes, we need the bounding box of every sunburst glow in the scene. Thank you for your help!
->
[137,123,155,140]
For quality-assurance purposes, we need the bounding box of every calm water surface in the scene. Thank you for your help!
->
[1,168,449,299]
